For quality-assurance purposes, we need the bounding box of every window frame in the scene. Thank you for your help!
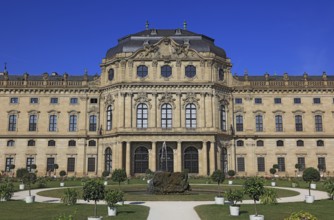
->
[274,98,281,104]
[237,157,245,172]
[137,103,148,128]
[295,115,303,132]
[70,97,78,104]
[49,115,57,132]
[277,157,286,172]
[254,98,262,104]
[315,115,323,132]
[161,103,172,128]
[89,115,97,131]
[106,105,112,131]
[236,115,243,132]
[29,114,37,131]
[50,97,58,104]
[69,115,77,132]
[185,65,196,78]
[8,114,17,131]
[257,157,265,172]
[294,97,301,104]
[185,103,197,128]
[220,105,226,131]
[255,115,263,132]
[137,65,148,78]
[275,115,283,132]
[108,69,114,81]
[161,65,172,78]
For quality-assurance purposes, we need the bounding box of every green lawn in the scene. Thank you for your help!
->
[37,184,298,201]
[0,200,149,220]
[195,200,334,220]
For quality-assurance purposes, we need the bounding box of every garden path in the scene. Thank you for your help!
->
[12,186,329,220]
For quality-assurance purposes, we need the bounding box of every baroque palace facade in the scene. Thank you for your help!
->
[0,28,333,177]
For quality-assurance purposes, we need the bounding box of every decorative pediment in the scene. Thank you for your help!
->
[182,92,200,109]
[158,92,176,109]
[103,93,115,107]
[134,92,152,109]
[132,37,202,60]
[216,94,230,105]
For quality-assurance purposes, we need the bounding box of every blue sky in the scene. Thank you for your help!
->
[0,0,333,76]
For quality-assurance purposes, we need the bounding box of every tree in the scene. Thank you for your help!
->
[111,169,127,187]
[211,170,225,197]
[23,173,37,196]
[244,177,265,216]
[225,189,243,206]
[227,170,236,178]
[59,170,67,182]
[303,167,320,196]
[53,164,59,175]
[16,168,29,183]
[105,189,124,208]
[82,179,105,217]
[102,170,110,180]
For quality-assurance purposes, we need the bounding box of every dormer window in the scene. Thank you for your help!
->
[108,69,114,81]
[219,69,224,81]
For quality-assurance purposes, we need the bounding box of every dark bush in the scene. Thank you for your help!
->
[149,172,190,194]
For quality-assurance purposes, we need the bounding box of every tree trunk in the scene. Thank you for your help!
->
[94,201,97,217]
[254,200,258,216]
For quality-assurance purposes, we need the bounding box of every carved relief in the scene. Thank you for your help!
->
[158,92,176,109]
[134,92,152,109]
[216,94,230,105]
[104,93,115,107]
[182,92,200,109]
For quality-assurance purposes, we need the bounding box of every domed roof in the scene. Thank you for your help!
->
[106,29,227,59]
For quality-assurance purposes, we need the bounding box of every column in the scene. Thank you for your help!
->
[200,93,205,128]
[202,142,208,176]
[176,142,182,172]
[126,142,131,176]
[149,142,157,171]
[209,141,216,174]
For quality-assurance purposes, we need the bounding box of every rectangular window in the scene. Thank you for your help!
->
[67,158,75,172]
[295,115,303,131]
[315,115,323,132]
[294,98,301,104]
[70,98,78,104]
[236,115,243,132]
[50,98,58,104]
[257,157,265,172]
[235,98,242,104]
[277,157,285,172]
[8,115,17,131]
[275,115,283,132]
[254,98,262,104]
[5,157,14,172]
[90,98,98,104]
[89,115,97,131]
[318,157,326,171]
[30,98,39,104]
[46,157,55,172]
[313,98,321,104]
[237,157,245,172]
[10,97,18,104]
[49,115,57,132]
[29,115,37,131]
[274,98,281,104]
[26,157,34,172]
[297,157,305,171]
[69,115,77,132]
[255,115,263,132]
[87,157,95,172]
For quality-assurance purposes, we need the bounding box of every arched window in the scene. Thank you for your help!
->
[158,146,174,172]
[255,115,263,132]
[7,140,15,147]
[220,105,226,131]
[236,115,243,131]
[236,140,244,147]
[276,140,284,147]
[108,69,114,81]
[137,103,148,128]
[105,147,112,172]
[297,140,304,147]
[184,146,198,173]
[185,103,196,128]
[219,69,224,81]
[161,65,172,78]
[161,103,172,128]
[137,65,148,78]
[317,140,324,147]
[185,65,196,78]
[256,140,264,147]
[89,115,97,131]
[106,105,112,131]
[48,140,56,147]
[68,140,76,147]
[28,140,35,146]
[69,115,77,132]
[134,147,149,173]
[88,140,96,146]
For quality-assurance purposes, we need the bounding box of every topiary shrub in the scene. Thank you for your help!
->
[105,189,124,208]
[102,170,110,180]
[59,170,67,182]
[244,177,265,216]
[23,173,37,196]
[16,168,29,183]
[227,170,236,178]
[225,189,243,206]
[111,169,127,187]
[284,211,318,220]
[302,167,320,196]
[211,170,225,197]
[149,171,190,194]
[61,188,78,205]
[83,179,105,217]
